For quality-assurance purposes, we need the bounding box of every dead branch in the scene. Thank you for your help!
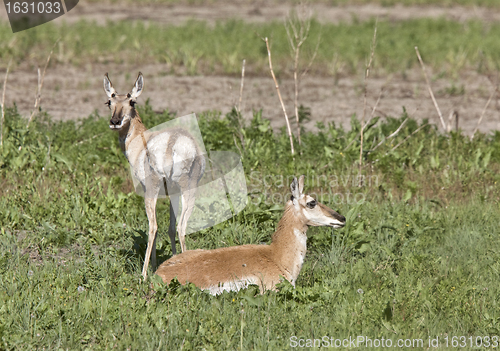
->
[371,117,408,152]
[359,22,377,174]
[388,122,429,153]
[415,46,446,130]
[386,118,408,139]
[344,84,385,151]
[264,36,294,155]
[27,38,60,129]
[76,133,105,145]
[233,59,247,154]
[237,59,245,113]
[300,32,321,80]
[446,110,459,133]
[1,59,12,147]
[233,134,243,156]
[285,7,313,148]
[471,85,498,139]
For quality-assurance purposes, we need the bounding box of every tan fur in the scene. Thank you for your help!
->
[155,175,346,294]
[104,72,205,279]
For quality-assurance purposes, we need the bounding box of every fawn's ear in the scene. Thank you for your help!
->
[103,73,116,98]
[298,175,305,195]
[130,72,144,99]
[290,176,301,200]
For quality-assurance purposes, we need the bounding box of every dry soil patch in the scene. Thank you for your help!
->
[2,2,499,135]
[3,63,499,135]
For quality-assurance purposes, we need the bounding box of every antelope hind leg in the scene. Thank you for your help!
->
[177,186,197,253]
[168,194,179,255]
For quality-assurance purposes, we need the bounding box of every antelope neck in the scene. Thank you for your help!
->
[270,201,309,284]
[118,113,147,154]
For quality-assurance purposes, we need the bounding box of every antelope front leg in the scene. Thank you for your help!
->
[142,196,158,279]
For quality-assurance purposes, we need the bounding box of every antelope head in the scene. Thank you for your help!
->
[290,175,346,229]
[104,72,144,131]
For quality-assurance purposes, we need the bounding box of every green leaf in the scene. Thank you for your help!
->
[403,189,412,202]
[324,146,335,159]
[52,152,73,171]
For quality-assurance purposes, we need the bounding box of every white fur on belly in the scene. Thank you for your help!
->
[206,276,260,296]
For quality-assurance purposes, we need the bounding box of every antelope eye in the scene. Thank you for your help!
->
[111,93,116,98]
[127,93,131,98]
[130,100,136,107]
[306,200,317,209]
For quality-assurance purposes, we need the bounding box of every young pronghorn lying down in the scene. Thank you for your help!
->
[155,175,346,294]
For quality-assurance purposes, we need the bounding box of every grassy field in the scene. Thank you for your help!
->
[90,0,500,8]
[0,102,499,349]
[1,17,500,77]
[1,0,500,348]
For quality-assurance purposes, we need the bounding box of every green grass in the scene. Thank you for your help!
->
[1,17,500,76]
[0,103,499,349]
[90,0,500,8]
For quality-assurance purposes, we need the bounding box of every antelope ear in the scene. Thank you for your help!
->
[298,175,305,195]
[130,72,144,99]
[103,73,116,98]
[290,176,301,200]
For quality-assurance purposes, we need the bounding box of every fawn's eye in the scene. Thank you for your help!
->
[306,200,316,209]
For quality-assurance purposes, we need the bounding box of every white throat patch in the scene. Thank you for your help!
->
[290,228,307,284]
[293,228,307,249]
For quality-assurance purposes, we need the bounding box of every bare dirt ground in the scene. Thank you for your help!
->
[2,1,500,135]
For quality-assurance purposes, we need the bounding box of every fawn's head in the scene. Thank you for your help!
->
[104,72,144,131]
[290,175,346,229]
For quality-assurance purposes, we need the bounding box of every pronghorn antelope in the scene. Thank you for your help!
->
[155,175,346,294]
[104,72,206,279]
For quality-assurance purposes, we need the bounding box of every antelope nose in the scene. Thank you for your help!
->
[110,119,119,125]
[332,213,346,227]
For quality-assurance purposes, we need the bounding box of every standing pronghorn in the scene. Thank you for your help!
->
[104,72,206,279]
[155,175,346,294]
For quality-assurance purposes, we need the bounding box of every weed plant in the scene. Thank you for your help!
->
[0,104,499,349]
